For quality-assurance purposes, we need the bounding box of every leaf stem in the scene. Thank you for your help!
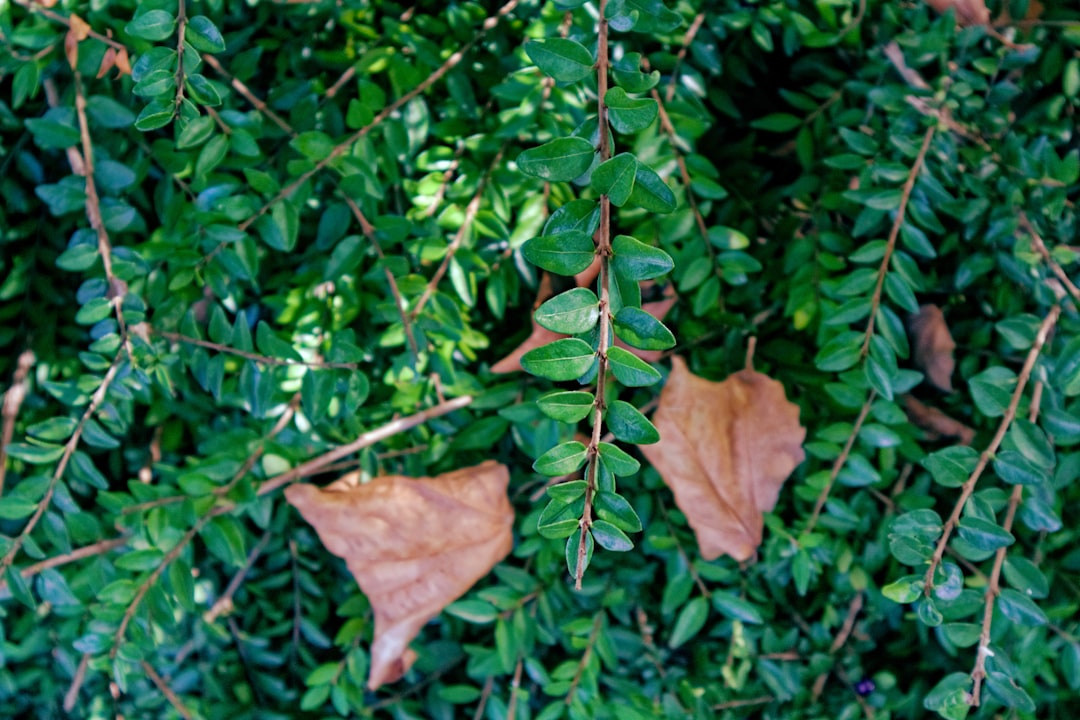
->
[923,304,1060,594]
[576,0,612,591]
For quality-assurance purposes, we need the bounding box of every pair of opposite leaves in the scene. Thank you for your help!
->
[286,358,807,689]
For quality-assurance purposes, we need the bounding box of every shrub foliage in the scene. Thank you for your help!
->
[1,0,1079,718]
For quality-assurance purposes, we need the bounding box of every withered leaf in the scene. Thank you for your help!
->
[909,304,956,392]
[640,357,806,562]
[285,460,513,689]
[903,394,974,445]
[923,0,990,26]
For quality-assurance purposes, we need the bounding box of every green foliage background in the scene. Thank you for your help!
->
[1,0,1080,718]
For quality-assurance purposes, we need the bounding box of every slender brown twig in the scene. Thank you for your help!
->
[564,613,603,704]
[174,0,188,114]
[341,195,420,359]
[861,126,935,355]
[0,349,124,577]
[12,0,128,51]
[155,330,360,369]
[811,593,864,699]
[203,530,273,623]
[141,660,194,719]
[0,349,34,497]
[969,381,1042,706]
[924,305,1060,593]
[804,390,876,534]
[0,536,128,598]
[237,0,521,232]
[1019,211,1080,306]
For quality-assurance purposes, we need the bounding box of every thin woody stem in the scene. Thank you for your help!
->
[923,305,1060,594]
[576,0,612,592]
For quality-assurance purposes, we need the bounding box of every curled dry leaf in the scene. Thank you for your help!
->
[909,304,956,392]
[640,356,806,562]
[902,394,975,446]
[285,460,513,689]
[923,0,991,25]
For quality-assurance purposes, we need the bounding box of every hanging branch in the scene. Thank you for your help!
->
[923,304,1061,593]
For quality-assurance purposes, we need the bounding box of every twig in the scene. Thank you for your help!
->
[201,54,296,136]
[664,13,704,102]
[411,149,504,320]
[341,195,420,359]
[62,653,90,712]
[203,530,273,623]
[506,655,524,720]
[1019,211,1080,306]
[0,536,127,597]
[804,390,876,534]
[811,593,864,699]
[141,660,194,719]
[862,126,935,355]
[237,0,521,231]
[0,349,124,577]
[575,0,614,591]
[924,305,1061,593]
[969,382,1042,706]
[155,330,360,369]
[712,695,775,711]
[564,613,603,704]
[174,0,188,115]
[12,0,128,51]
[421,143,465,218]
[255,394,473,497]
[0,349,34,496]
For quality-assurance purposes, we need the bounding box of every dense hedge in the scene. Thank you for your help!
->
[2,0,1080,718]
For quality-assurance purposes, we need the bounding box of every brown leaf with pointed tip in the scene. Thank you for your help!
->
[285,461,513,689]
[902,394,974,445]
[640,357,806,561]
[909,305,956,392]
[923,0,990,26]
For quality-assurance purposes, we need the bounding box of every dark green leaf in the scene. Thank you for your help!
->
[668,597,708,648]
[604,87,658,133]
[537,391,596,423]
[605,400,659,444]
[612,307,675,350]
[611,234,673,281]
[590,153,637,206]
[524,38,594,83]
[522,232,597,276]
[186,16,226,53]
[533,441,588,476]
[521,338,596,381]
[535,288,600,334]
[590,520,633,551]
[126,10,177,42]
[606,346,661,386]
[517,137,596,182]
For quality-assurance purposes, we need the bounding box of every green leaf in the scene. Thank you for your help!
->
[956,517,1014,552]
[711,591,764,624]
[25,118,80,150]
[590,520,633,551]
[56,244,100,272]
[751,113,802,132]
[590,153,637,206]
[597,442,639,476]
[0,496,38,521]
[923,673,972,720]
[606,346,661,387]
[628,164,676,213]
[604,87,658,133]
[521,338,596,381]
[5,443,65,464]
[517,137,596,182]
[524,38,594,83]
[186,16,227,53]
[1002,556,1049,599]
[612,307,675,350]
[537,391,596,423]
[993,450,1049,486]
[533,441,588,476]
[547,480,587,503]
[668,597,709,648]
[593,491,641,532]
[522,232,596,276]
[185,74,222,106]
[5,567,35,609]
[565,528,594,577]
[814,331,862,372]
[135,99,175,131]
[611,234,673,280]
[126,10,177,42]
[882,575,923,603]
[255,321,304,362]
[923,446,978,488]
[997,588,1047,626]
[984,672,1035,712]
[535,288,600,334]
[605,400,659,444]
[538,497,584,539]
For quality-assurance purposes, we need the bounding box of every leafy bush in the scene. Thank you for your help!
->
[2,0,1080,718]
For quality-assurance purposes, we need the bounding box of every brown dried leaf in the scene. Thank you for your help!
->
[113,47,132,77]
[641,357,806,561]
[97,47,117,79]
[909,305,956,392]
[285,461,513,689]
[923,0,991,26]
[69,13,92,41]
[902,394,975,445]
